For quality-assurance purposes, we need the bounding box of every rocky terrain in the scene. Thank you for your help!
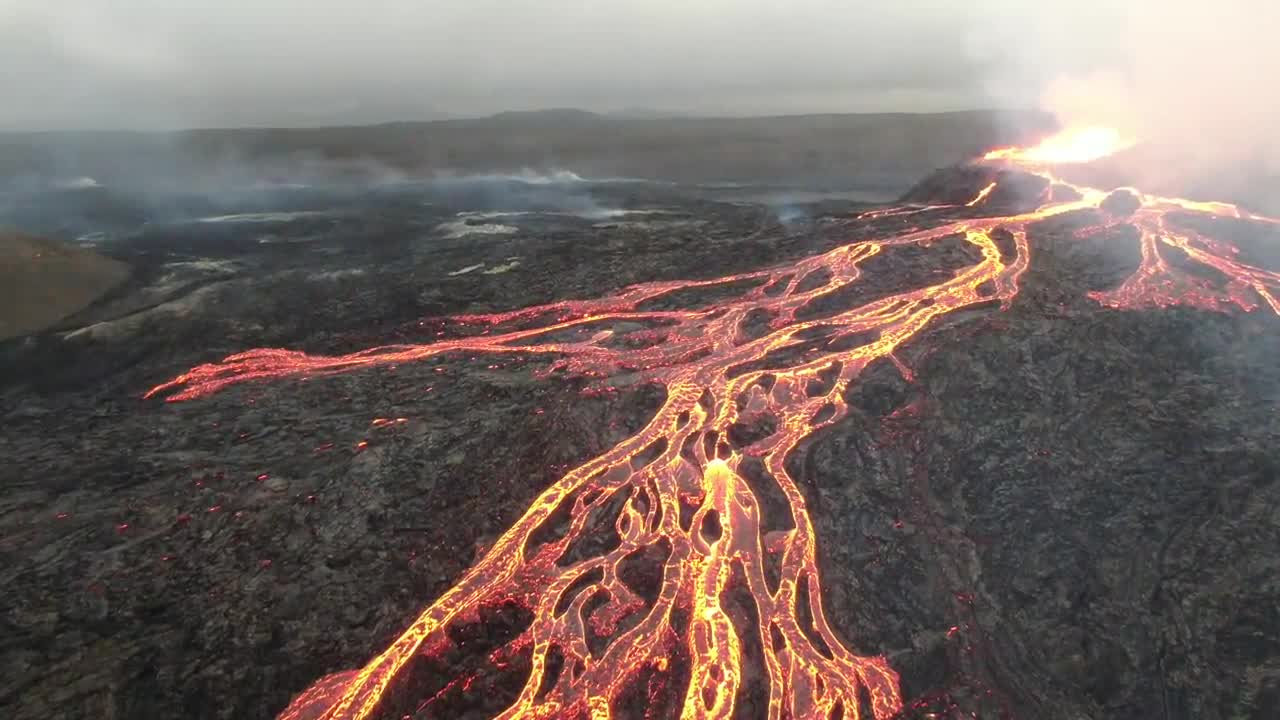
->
[1,161,1278,720]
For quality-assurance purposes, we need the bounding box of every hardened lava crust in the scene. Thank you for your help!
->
[1,162,1278,720]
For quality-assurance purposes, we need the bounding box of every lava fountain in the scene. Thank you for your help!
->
[148,129,1280,719]
[982,126,1136,165]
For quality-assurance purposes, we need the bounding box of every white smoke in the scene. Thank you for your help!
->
[1052,3,1279,174]
[977,0,1280,192]
[52,176,101,189]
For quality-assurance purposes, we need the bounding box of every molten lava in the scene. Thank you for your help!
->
[148,127,1280,720]
[983,126,1135,165]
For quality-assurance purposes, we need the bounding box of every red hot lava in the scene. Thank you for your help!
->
[148,129,1280,720]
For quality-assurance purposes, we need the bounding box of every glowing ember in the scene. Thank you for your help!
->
[984,126,1135,165]
[148,136,1280,720]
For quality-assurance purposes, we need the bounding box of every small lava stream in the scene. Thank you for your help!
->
[149,130,1280,720]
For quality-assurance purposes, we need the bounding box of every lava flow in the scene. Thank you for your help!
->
[148,128,1280,720]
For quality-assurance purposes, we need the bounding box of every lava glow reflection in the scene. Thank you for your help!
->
[149,136,1280,720]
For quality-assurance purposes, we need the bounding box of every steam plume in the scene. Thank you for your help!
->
[1036,1,1280,189]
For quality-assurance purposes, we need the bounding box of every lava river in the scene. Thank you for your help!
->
[148,129,1280,720]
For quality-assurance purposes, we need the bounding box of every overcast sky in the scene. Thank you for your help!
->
[0,0,1148,130]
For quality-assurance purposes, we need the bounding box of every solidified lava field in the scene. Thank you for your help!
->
[2,156,1279,720]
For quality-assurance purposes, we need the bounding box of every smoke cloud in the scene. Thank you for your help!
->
[0,1,1031,131]
[979,0,1280,193]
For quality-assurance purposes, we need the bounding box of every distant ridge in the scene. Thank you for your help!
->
[606,107,689,119]
[481,108,605,125]
[0,108,1043,135]
[0,109,1057,198]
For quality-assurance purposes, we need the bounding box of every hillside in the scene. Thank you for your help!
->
[0,232,130,340]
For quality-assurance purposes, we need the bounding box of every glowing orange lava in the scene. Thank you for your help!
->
[984,126,1135,165]
[149,132,1280,720]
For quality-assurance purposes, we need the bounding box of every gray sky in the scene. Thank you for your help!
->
[0,0,1139,131]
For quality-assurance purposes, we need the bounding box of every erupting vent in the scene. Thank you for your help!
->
[148,129,1280,720]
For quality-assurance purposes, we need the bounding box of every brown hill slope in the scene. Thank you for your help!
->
[0,232,129,340]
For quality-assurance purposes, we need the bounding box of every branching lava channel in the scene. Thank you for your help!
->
[149,130,1280,720]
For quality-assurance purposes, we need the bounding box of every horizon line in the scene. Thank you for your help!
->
[0,106,1047,136]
